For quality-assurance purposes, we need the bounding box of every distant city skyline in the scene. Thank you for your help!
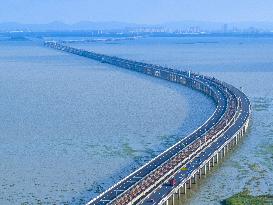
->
[1,20,273,33]
[1,0,273,24]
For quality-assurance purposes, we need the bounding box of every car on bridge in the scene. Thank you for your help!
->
[169,178,176,186]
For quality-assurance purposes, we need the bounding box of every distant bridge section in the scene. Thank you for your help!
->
[44,41,251,205]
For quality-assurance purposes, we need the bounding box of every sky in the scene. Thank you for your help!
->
[0,0,273,24]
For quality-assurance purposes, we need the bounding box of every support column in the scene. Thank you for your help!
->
[199,169,202,179]
[172,194,175,205]
[195,173,197,183]
[178,187,181,199]
[212,156,215,167]
[208,161,211,171]
[192,174,197,184]
[183,184,187,194]
[187,178,192,189]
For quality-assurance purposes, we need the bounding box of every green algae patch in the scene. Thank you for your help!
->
[122,142,137,157]
[224,191,273,205]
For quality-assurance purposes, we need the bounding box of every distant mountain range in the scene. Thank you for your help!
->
[1,21,273,32]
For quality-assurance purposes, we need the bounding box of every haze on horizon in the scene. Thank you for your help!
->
[0,0,273,24]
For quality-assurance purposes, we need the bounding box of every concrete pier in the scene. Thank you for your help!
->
[44,42,251,205]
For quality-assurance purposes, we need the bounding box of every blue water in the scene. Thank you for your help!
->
[0,41,214,204]
[70,36,273,72]
[1,36,273,204]
[69,36,273,204]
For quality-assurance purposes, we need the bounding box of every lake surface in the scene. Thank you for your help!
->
[69,36,273,204]
[0,40,214,204]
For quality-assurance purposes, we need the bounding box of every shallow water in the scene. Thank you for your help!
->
[184,72,273,205]
[68,36,273,204]
[1,36,273,204]
[0,41,214,204]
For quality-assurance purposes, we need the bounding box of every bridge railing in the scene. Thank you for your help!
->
[112,91,239,204]
[44,41,247,205]
[157,104,250,205]
[114,78,245,204]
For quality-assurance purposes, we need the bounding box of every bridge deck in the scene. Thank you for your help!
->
[44,41,251,205]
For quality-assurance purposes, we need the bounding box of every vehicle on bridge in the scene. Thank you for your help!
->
[169,178,176,186]
[44,41,251,205]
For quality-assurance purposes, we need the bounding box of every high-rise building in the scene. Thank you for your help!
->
[222,24,228,33]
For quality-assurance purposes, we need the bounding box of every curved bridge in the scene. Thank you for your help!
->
[44,41,251,205]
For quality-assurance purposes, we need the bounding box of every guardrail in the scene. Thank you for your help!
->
[127,89,241,205]
[44,41,251,205]
[157,110,251,205]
